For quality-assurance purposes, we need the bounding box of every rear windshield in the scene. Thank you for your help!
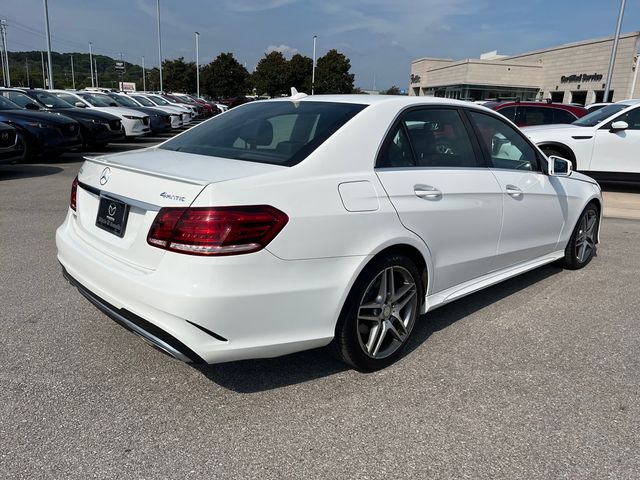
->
[159,101,366,166]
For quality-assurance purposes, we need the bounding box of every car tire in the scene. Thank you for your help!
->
[332,253,423,371]
[562,203,599,270]
[15,133,32,163]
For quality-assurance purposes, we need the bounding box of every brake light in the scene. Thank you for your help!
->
[147,206,288,256]
[70,176,78,211]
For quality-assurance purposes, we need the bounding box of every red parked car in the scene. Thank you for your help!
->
[485,101,588,127]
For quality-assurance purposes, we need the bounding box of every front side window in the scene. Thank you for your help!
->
[573,104,628,127]
[469,111,539,171]
[160,101,366,166]
[0,95,21,110]
[378,108,479,168]
[1,91,37,108]
[553,108,578,124]
[497,106,517,122]
[612,106,640,130]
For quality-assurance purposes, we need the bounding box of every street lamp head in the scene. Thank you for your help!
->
[195,31,200,36]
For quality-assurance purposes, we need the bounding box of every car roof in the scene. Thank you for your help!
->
[488,100,586,111]
[267,94,481,108]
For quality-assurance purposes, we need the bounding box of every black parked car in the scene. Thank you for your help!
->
[101,92,172,134]
[0,88,124,149]
[0,121,25,165]
[0,95,81,159]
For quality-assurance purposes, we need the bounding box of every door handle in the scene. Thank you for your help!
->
[505,184,523,198]
[414,184,442,199]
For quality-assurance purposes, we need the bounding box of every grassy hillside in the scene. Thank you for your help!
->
[2,51,160,90]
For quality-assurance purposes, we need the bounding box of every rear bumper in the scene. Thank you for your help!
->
[62,266,204,363]
[56,212,365,364]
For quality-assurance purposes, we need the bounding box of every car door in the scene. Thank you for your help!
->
[375,107,503,294]
[467,111,566,269]
[591,104,640,175]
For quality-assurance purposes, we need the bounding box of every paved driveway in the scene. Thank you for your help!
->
[1,159,639,479]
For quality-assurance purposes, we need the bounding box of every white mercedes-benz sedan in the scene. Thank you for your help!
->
[523,99,640,183]
[56,95,602,371]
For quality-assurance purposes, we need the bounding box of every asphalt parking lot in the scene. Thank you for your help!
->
[1,137,640,479]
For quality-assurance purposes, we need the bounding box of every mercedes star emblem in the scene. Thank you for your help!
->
[99,167,111,186]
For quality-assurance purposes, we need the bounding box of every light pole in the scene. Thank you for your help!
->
[40,50,46,87]
[94,58,98,87]
[195,31,200,97]
[1,20,10,86]
[156,0,163,91]
[604,0,627,102]
[142,56,146,91]
[43,0,54,89]
[70,54,75,89]
[25,57,30,86]
[311,35,317,95]
[89,41,94,87]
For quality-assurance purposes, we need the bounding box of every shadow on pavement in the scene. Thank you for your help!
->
[195,264,562,394]
[0,164,63,180]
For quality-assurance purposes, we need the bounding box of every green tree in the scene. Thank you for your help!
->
[253,51,290,97]
[162,57,196,93]
[314,49,354,94]
[201,52,250,99]
[287,54,313,93]
[381,85,401,95]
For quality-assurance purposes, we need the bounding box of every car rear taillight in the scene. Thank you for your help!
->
[147,206,288,256]
[70,176,78,211]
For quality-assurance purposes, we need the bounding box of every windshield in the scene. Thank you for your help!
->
[147,95,170,106]
[107,93,140,108]
[0,95,22,110]
[77,93,115,107]
[29,90,74,108]
[160,101,366,166]
[131,95,155,107]
[573,104,629,127]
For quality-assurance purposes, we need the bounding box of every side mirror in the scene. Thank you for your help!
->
[610,120,628,132]
[25,103,40,110]
[109,102,118,107]
[74,101,86,108]
[547,155,572,177]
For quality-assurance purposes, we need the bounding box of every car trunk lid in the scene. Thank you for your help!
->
[74,148,284,270]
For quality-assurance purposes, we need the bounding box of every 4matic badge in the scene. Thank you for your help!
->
[160,192,186,202]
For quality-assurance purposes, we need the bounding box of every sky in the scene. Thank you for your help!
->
[2,0,640,91]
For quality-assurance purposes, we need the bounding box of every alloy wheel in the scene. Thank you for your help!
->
[575,209,598,263]
[356,266,418,359]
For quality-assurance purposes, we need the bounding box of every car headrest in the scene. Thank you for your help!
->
[239,119,273,146]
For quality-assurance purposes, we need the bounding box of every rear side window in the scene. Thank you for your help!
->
[378,108,479,168]
[520,106,553,126]
[469,111,540,171]
[553,108,578,124]
[160,101,366,166]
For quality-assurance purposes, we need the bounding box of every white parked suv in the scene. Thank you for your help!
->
[51,90,150,138]
[57,95,602,370]
[524,99,640,182]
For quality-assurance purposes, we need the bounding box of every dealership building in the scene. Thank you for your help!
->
[409,32,640,105]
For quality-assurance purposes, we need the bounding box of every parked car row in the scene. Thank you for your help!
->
[0,87,202,162]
